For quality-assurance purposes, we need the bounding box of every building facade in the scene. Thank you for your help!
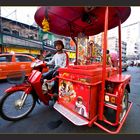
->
[121,22,140,59]
[108,37,127,60]
[0,17,42,55]
[90,33,127,61]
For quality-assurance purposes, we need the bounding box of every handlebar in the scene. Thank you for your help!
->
[31,60,55,72]
[31,60,44,68]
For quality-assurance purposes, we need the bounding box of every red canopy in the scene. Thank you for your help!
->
[34,6,131,37]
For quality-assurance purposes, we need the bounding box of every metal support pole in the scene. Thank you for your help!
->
[118,20,122,75]
[98,7,109,120]
[71,37,77,65]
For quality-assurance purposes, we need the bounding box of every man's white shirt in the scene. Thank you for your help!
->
[47,52,67,68]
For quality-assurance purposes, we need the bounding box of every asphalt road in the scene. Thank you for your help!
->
[0,66,140,134]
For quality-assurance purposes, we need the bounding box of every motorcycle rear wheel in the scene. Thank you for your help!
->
[0,90,36,121]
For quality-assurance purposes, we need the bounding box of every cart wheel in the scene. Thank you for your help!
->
[119,89,128,122]
[104,89,129,123]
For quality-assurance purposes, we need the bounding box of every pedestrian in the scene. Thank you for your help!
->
[106,49,113,66]
[110,50,118,67]
[35,54,44,62]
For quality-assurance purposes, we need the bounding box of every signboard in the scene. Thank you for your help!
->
[67,52,76,59]
[4,47,40,55]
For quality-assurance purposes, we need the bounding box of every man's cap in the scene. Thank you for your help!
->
[54,40,64,48]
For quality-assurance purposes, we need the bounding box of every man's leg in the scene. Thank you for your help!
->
[41,70,55,94]
[42,70,55,80]
[53,79,58,94]
[52,70,59,101]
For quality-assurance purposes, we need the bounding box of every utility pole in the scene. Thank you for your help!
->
[0,6,3,53]
[0,8,17,53]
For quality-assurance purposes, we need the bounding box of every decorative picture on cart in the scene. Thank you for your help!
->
[77,33,88,65]
[74,96,88,118]
[59,80,76,103]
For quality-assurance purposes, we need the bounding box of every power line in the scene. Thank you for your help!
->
[4,9,16,19]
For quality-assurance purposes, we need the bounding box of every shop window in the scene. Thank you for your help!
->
[3,28,11,34]
[0,55,12,62]
[15,56,32,62]
[12,30,19,36]
[28,35,34,39]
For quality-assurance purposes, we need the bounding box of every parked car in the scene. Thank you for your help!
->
[122,60,128,71]
[126,60,132,66]
[137,60,140,67]
[134,60,140,67]
[44,56,53,62]
[0,53,35,80]
[44,53,54,62]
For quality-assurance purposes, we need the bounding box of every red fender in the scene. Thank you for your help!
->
[5,83,32,94]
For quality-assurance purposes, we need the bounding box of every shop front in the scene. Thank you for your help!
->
[1,33,42,55]
[4,46,41,55]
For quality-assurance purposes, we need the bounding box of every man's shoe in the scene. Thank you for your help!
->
[49,100,55,107]
[53,93,58,101]
[42,80,48,94]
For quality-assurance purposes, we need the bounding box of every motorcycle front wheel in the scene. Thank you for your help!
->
[0,90,36,121]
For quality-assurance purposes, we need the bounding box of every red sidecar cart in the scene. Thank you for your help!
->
[0,6,132,134]
[34,6,132,134]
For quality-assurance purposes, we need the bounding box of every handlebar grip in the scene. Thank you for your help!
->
[42,63,47,68]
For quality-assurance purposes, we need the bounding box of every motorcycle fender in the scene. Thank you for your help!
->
[5,84,32,94]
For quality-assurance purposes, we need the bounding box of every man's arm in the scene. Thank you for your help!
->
[47,55,55,65]
[61,54,67,68]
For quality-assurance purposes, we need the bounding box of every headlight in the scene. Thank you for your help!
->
[31,62,36,68]
[105,95,109,102]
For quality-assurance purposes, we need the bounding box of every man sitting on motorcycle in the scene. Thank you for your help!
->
[42,40,68,98]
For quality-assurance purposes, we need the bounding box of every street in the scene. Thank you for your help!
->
[0,66,140,134]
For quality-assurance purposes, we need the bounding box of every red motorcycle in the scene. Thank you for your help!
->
[0,60,57,121]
